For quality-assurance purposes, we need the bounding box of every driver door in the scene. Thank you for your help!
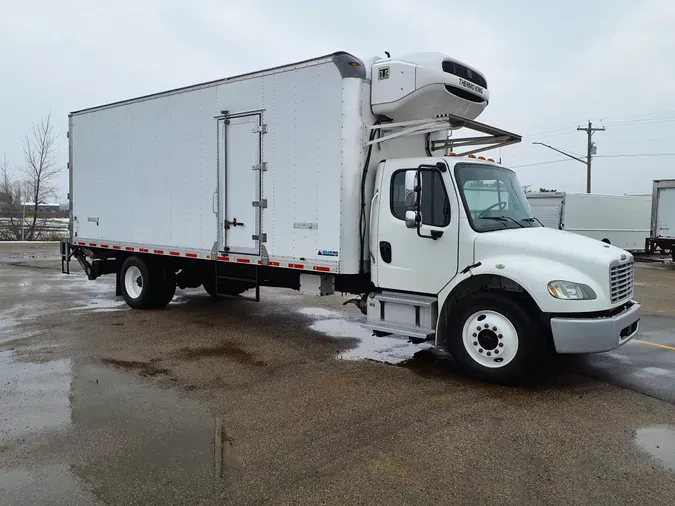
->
[373,160,460,294]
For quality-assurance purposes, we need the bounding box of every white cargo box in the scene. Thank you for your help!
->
[70,53,385,274]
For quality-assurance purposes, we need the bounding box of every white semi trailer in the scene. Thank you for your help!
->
[647,179,675,259]
[62,51,641,383]
[527,192,652,252]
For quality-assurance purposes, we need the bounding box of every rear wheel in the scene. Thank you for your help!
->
[121,256,156,309]
[446,292,545,384]
[203,277,253,298]
[152,266,176,308]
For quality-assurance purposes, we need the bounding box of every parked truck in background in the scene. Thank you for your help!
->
[61,51,641,383]
[646,179,675,259]
[527,192,652,252]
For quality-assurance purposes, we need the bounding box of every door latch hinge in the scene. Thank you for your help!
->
[252,233,267,242]
[252,199,267,208]
[252,162,268,171]
[252,124,268,134]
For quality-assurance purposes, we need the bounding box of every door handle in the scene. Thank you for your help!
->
[379,241,392,263]
[225,218,244,229]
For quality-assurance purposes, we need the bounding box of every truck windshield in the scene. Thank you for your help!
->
[454,163,539,232]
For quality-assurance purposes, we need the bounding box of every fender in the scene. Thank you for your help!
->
[436,254,612,333]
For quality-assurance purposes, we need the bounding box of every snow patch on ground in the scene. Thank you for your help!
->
[298,307,342,318]
[301,308,433,364]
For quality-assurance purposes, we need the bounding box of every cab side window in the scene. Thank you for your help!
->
[391,169,451,227]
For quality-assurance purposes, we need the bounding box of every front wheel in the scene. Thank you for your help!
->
[446,292,545,384]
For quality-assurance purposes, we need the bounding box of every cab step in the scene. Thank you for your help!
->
[366,291,438,340]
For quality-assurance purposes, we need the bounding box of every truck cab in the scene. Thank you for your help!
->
[366,155,641,382]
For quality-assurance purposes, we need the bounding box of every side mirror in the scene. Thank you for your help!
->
[405,210,420,229]
[404,170,420,209]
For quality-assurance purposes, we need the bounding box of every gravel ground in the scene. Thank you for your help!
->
[1,243,674,505]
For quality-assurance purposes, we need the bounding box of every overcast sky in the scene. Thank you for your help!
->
[2,0,675,200]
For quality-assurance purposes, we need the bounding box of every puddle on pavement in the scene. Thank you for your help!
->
[634,425,675,472]
[0,272,123,342]
[63,363,234,504]
[0,465,101,506]
[1,359,239,504]
[0,350,72,440]
[302,308,433,364]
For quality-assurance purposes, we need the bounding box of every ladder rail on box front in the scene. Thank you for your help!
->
[212,260,260,302]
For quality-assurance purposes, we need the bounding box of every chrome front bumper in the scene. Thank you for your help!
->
[550,301,641,354]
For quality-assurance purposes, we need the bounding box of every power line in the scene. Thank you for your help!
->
[511,159,571,168]
[525,113,675,138]
[602,117,675,127]
[595,153,675,158]
[510,152,675,168]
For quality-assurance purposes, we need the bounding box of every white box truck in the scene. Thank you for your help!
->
[647,179,675,259]
[527,192,652,252]
[62,51,641,383]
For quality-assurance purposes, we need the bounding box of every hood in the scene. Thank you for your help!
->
[473,227,631,267]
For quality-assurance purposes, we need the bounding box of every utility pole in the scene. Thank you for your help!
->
[21,183,25,241]
[577,121,605,194]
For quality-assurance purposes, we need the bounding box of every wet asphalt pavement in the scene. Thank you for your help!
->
[1,243,675,505]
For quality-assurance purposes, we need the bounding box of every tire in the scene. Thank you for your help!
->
[203,278,252,298]
[203,277,219,299]
[445,292,546,384]
[152,266,176,308]
[120,256,158,309]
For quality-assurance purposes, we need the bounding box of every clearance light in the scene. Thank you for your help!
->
[349,62,360,67]
[468,154,476,159]
[478,156,486,160]
[447,152,457,157]
[487,158,495,162]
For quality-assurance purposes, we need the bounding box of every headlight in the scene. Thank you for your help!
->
[547,280,597,300]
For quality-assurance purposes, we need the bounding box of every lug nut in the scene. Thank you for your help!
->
[484,324,489,328]
[495,350,499,354]
[498,343,504,347]
[477,326,481,331]
[498,334,503,338]
[473,341,478,346]
[486,352,491,356]
[479,349,483,353]
[473,333,477,337]
[492,326,497,331]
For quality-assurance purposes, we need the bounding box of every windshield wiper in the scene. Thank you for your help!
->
[482,216,524,228]
[521,217,544,227]
[479,216,509,228]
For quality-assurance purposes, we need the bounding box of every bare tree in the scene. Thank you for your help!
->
[0,155,23,240]
[20,112,63,240]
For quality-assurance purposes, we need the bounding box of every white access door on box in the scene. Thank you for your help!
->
[657,188,675,238]
[528,197,563,229]
[219,113,263,255]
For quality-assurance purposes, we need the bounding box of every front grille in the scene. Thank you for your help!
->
[609,260,634,303]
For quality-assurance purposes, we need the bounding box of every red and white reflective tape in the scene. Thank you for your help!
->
[73,241,337,273]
